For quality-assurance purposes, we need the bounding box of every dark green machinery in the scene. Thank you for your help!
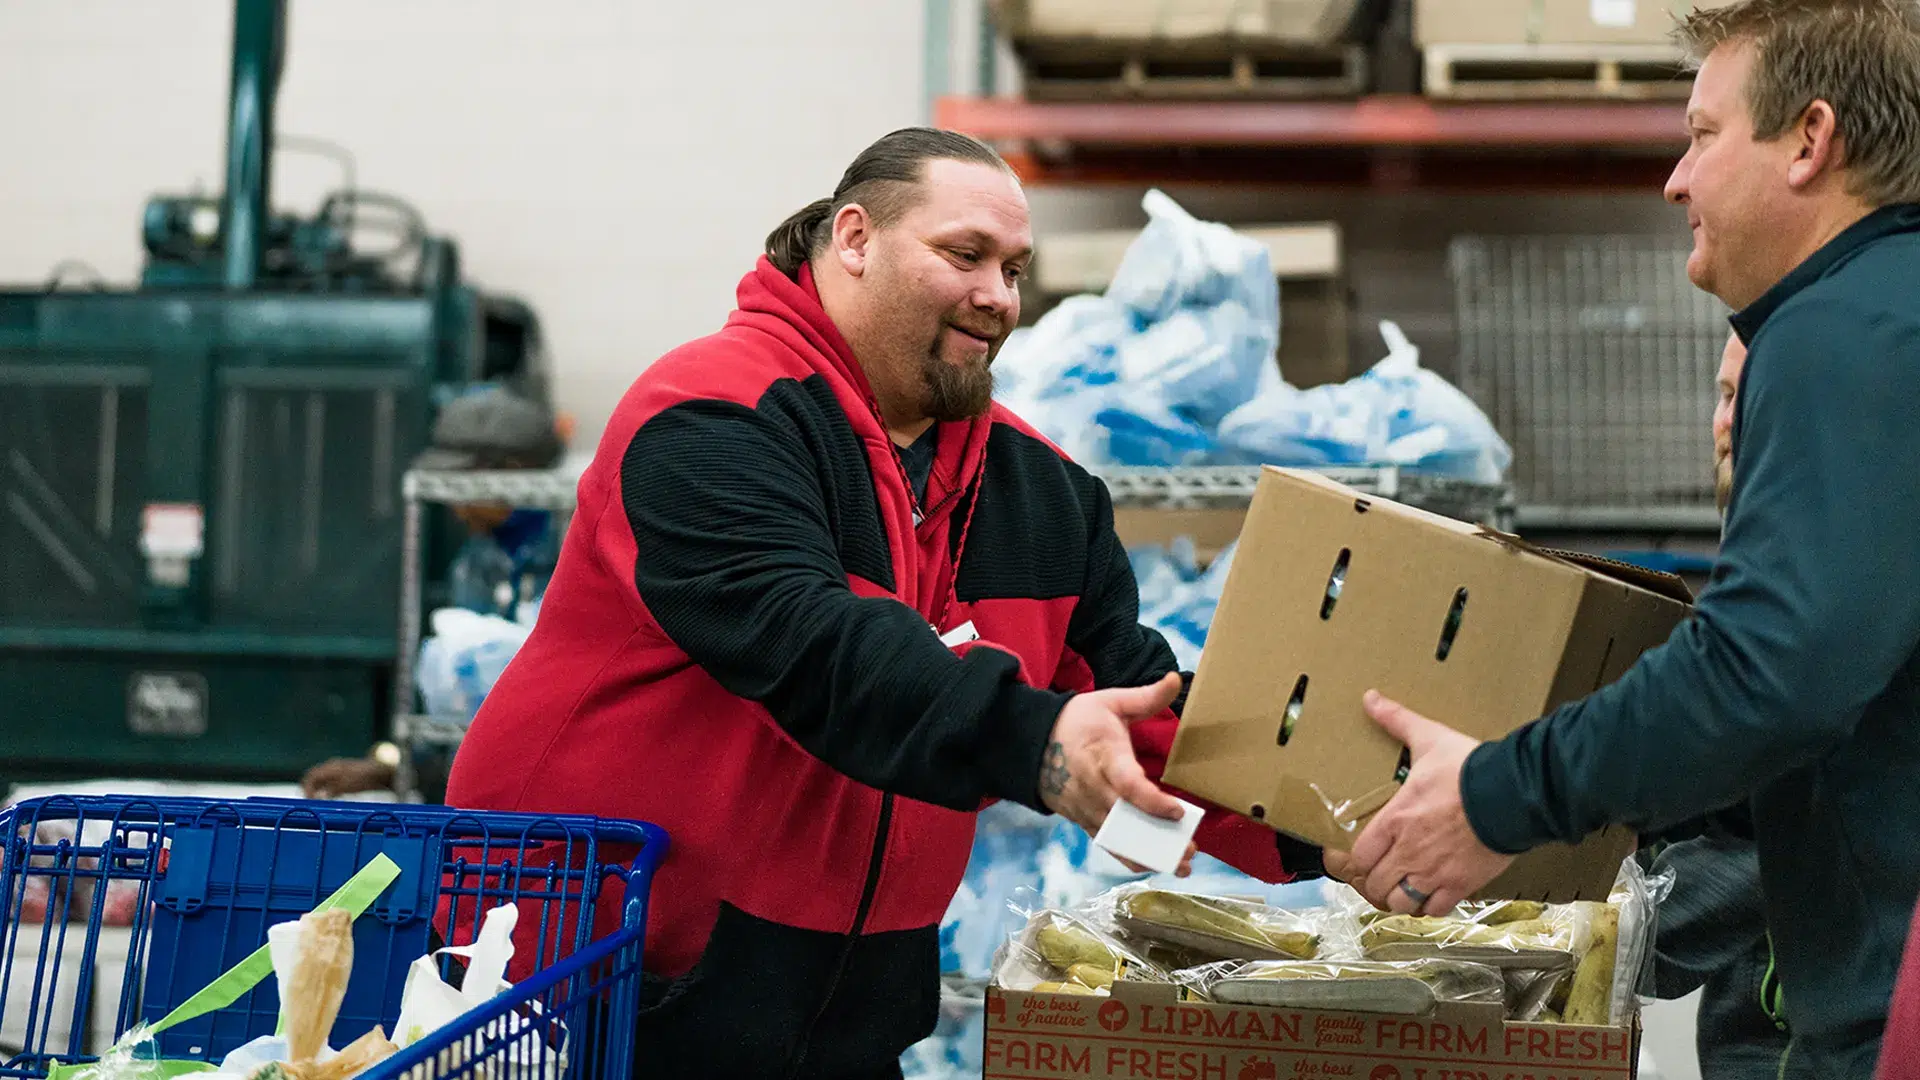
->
[0,0,544,787]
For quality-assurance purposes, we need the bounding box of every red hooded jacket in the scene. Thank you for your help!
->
[444,258,1308,1077]
[1879,897,1920,1079]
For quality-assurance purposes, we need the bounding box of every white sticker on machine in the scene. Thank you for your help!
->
[140,503,205,558]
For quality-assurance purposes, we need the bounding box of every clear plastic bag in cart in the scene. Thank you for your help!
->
[1081,883,1328,963]
[1172,957,1507,1015]
[991,893,1170,996]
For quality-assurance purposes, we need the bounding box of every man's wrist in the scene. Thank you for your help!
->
[1459,738,1538,856]
[979,683,1071,813]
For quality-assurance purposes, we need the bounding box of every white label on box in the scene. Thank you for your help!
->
[1094,796,1203,875]
[1591,0,1637,28]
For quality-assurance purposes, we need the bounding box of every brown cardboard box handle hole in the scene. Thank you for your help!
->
[1281,675,1307,746]
[1320,548,1350,620]
[1436,586,1469,661]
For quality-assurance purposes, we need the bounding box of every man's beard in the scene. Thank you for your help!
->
[1714,454,1732,513]
[922,349,995,421]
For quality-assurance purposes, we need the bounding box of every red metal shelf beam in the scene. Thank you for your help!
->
[936,95,1690,191]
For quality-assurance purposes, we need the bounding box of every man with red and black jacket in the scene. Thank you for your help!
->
[444,127,1315,1078]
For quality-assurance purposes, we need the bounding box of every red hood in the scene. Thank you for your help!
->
[729,257,994,524]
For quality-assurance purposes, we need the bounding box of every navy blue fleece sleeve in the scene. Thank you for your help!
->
[1462,297,1920,852]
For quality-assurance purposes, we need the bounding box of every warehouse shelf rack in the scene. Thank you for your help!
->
[391,461,585,800]
[1091,465,1511,527]
[934,96,1688,190]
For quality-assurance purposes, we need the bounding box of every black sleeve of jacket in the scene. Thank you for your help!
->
[622,400,1065,812]
[1461,297,1920,851]
[1069,475,1325,879]
[1063,475,1183,696]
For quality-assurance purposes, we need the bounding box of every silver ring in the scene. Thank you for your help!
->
[1398,877,1431,906]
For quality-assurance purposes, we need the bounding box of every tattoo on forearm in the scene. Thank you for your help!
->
[1041,742,1070,799]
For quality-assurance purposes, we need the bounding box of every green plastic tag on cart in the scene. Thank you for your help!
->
[43,852,404,1080]
[152,851,403,1036]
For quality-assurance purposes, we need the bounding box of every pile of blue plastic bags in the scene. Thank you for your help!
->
[992,190,1512,484]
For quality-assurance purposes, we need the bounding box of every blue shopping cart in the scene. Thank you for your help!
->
[0,795,667,1080]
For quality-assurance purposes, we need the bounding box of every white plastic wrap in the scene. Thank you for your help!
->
[1174,958,1507,1016]
[1607,855,1673,1026]
[414,608,532,721]
[1346,895,1592,971]
[992,190,1280,468]
[1215,321,1513,483]
[992,908,1169,996]
[1082,883,1327,963]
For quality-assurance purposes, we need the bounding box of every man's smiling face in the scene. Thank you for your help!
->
[859,158,1032,421]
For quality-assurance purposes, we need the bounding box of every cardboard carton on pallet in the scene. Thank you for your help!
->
[1412,0,1734,100]
[998,0,1365,44]
[1413,0,1731,46]
[994,0,1370,100]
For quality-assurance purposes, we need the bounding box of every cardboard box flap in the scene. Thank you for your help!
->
[1269,466,1490,537]
[1457,522,1696,606]
[1547,548,1696,605]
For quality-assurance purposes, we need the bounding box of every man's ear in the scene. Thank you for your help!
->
[831,204,874,278]
[1787,99,1843,190]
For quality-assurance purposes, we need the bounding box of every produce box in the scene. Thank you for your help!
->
[984,980,1638,1079]
[1165,468,1693,902]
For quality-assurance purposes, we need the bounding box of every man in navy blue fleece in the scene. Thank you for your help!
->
[1330,1,1920,1073]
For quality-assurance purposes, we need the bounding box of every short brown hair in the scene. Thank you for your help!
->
[1677,0,1920,205]
[764,127,1014,277]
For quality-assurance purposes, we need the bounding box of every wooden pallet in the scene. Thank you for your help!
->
[1017,37,1369,101]
[1422,43,1692,100]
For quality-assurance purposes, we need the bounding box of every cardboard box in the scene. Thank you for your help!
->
[1164,468,1692,902]
[998,0,1364,45]
[1414,0,1730,46]
[984,981,1639,1079]
[1034,223,1353,390]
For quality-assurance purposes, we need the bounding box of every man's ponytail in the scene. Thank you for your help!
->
[765,197,834,277]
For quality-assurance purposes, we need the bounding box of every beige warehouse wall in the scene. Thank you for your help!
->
[0,0,926,443]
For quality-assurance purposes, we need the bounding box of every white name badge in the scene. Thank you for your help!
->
[938,620,980,648]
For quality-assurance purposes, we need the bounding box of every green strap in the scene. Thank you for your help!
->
[148,852,403,1036]
[1760,930,1788,1032]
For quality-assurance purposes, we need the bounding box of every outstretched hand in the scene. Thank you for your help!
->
[1041,673,1196,877]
